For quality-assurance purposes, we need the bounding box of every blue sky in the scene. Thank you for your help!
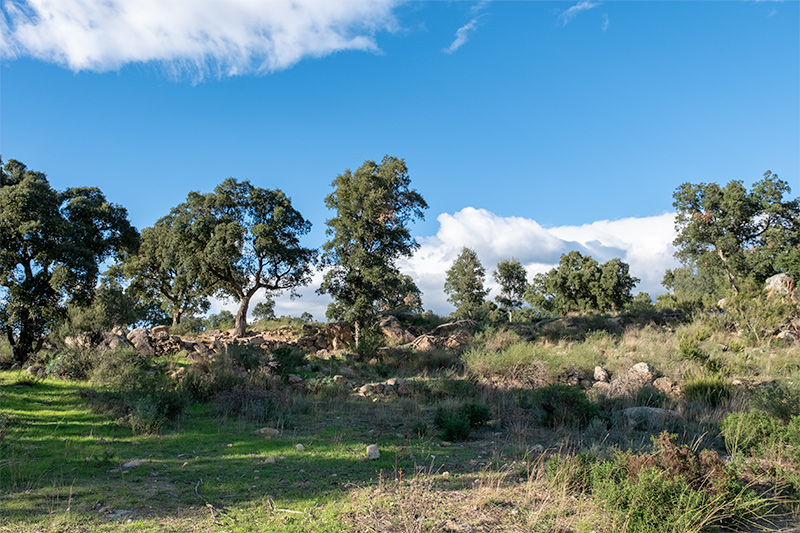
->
[1,0,798,318]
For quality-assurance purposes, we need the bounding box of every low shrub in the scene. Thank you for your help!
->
[749,380,800,423]
[434,400,491,441]
[521,384,603,428]
[270,346,306,374]
[547,433,772,533]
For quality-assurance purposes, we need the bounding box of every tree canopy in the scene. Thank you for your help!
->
[0,158,138,364]
[672,171,799,297]
[123,213,211,327]
[444,247,490,319]
[319,156,427,345]
[526,251,638,314]
[172,178,316,337]
[493,258,528,322]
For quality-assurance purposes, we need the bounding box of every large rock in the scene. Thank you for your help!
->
[326,323,354,351]
[127,328,155,356]
[765,273,799,302]
[98,331,132,352]
[379,315,416,343]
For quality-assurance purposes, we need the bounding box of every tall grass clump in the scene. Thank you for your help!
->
[546,432,774,533]
[462,342,549,385]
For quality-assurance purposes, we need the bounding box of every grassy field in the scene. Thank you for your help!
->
[2,310,800,532]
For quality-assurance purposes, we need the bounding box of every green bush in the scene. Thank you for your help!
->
[547,433,770,533]
[427,377,481,400]
[270,346,306,374]
[523,384,603,428]
[434,400,492,441]
[720,410,793,456]
[750,380,800,423]
[462,342,548,384]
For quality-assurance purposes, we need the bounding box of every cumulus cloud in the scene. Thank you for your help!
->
[0,0,400,77]
[216,208,679,320]
[560,1,600,26]
[398,208,679,315]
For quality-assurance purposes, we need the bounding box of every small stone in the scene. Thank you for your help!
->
[254,427,280,437]
[442,471,450,477]
[265,456,277,464]
[594,366,610,382]
[366,444,380,460]
[296,444,305,451]
[122,460,144,468]
[441,441,452,447]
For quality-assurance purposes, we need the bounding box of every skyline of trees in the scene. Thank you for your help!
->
[2,155,796,363]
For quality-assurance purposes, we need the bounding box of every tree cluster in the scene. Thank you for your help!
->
[443,248,640,321]
[1,154,795,365]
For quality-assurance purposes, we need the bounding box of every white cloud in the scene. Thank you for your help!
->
[445,17,481,54]
[398,208,679,315]
[560,1,600,26]
[1,0,400,78]
[215,208,679,320]
[601,13,609,32]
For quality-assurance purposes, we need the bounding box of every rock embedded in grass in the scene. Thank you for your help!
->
[254,427,280,437]
[366,444,380,460]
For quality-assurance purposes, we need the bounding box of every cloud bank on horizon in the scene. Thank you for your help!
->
[0,0,399,77]
[253,207,680,321]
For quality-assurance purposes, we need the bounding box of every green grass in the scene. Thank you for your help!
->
[2,304,799,532]
[0,371,488,532]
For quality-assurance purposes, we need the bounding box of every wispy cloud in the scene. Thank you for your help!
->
[445,17,482,54]
[560,1,600,26]
[601,13,610,32]
[0,0,400,79]
[444,1,490,54]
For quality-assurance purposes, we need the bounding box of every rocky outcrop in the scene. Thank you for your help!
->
[379,315,416,343]
[765,273,799,302]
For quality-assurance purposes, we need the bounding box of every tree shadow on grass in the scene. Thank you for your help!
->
[0,374,477,529]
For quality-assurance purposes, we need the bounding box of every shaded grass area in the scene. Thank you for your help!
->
[0,372,491,532]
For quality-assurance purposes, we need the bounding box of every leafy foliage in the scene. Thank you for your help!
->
[171,178,316,336]
[526,251,639,314]
[0,158,138,365]
[444,247,490,319]
[319,156,426,345]
[123,212,211,327]
[672,171,800,297]
[493,258,527,322]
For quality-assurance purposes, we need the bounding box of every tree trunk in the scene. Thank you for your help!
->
[172,311,182,328]
[234,295,251,337]
[717,249,739,296]
[354,319,361,349]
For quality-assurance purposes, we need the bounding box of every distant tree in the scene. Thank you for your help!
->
[0,158,138,365]
[252,298,276,321]
[319,156,427,346]
[493,258,528,322]
[174,178,316,337]
[58,272,169,345]
[300,311,314,323]
[205,310,235,331]
[444,247,490,319]
[672,171,800,297]
[526,251,638,314]
[123,214,211,327]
